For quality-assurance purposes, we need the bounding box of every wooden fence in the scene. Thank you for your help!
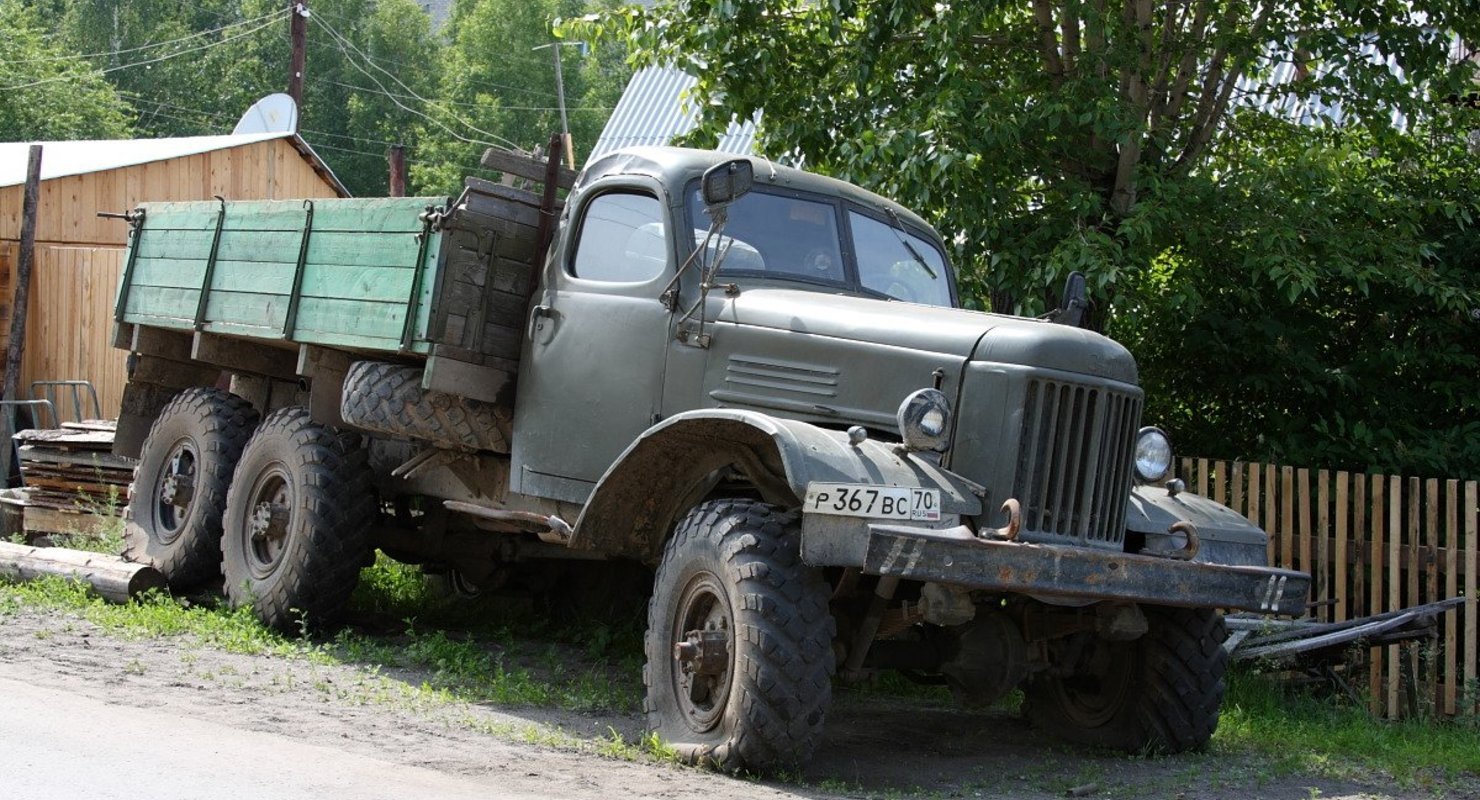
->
[1177,458,1479,720]
[0,243,128,420]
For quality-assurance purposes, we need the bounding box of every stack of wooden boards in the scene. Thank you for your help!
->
[1,421,133,539]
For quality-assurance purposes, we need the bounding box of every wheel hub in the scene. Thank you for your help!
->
[152,443,199,541]
[671,572,734,732]
[674,629,729,676]
[249,502,290,542]
[243,467,294,576]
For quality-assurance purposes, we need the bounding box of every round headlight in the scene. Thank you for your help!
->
[1134,426,1173,484]
[897,388,951,451]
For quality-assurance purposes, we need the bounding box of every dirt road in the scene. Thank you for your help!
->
[0,605,1425,800]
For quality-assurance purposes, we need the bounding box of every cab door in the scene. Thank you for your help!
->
[510,181,676,504]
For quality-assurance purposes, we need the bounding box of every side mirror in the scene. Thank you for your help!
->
[1057,271,1088,328]
[702,159,754,207]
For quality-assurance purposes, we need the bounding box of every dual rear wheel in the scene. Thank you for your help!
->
[126,394,374,631]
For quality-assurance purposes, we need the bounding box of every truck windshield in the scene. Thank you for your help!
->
[686,187,954,307]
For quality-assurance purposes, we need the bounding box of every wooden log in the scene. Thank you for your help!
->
[0,541,164,603]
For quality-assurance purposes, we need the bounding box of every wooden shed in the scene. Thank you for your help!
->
[0,133,347,420]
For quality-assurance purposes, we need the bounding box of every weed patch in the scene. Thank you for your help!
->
[1218,668,1480,786]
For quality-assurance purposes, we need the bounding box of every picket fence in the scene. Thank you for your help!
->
[1177,458,1479,719]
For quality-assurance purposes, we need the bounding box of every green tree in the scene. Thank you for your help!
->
[1118,115,1480,476]
[576,2,1480,476]
[412,0,630,194]
[0,0,132,139]
[55,0,277,139]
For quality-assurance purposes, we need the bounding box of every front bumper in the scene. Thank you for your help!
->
[865,524,1309,615]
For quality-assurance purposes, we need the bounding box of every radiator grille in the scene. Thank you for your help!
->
[1013,379,1141,548]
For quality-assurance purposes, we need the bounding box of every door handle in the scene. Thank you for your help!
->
[530,304,556,342]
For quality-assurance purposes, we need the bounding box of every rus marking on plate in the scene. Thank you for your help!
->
[804,482,941,522]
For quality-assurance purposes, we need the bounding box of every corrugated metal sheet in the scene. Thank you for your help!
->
[1236,33,1469,131]
[588,66,759,161]
[0,132,348,196]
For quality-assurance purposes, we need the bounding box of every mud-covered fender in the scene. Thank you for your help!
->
[1126,485,1269,567]
[569,409,984,564]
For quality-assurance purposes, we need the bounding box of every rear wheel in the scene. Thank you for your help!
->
[221,408,375,632]
[1024,606,1227,754]
[124,388,258,588]
[645,500,835,773]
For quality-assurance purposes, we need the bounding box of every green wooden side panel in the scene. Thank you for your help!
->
[120,196,445,353]
[123,285,198,328]
[131,256,207,290]
[139,197,439,234]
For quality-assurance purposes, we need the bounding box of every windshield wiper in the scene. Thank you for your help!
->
[884,208,938,280]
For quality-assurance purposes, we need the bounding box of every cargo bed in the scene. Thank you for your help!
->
[115,179,546,401]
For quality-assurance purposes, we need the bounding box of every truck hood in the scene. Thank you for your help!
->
[716,288,1137,383]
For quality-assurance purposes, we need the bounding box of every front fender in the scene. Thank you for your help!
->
[570,409,983,563]
[1126,485,1269,567]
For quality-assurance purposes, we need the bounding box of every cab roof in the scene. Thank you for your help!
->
[576,146,942,242]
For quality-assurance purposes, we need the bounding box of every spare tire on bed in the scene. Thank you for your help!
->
[339,361,510,453]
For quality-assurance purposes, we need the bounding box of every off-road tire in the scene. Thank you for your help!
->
[645,500,835,773]
[339,361,509,453]
[221,407,375,632]
[123,388,259,588]
[1024,606,1227,754]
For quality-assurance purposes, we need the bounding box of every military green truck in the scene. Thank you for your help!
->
[112,146,1308,771]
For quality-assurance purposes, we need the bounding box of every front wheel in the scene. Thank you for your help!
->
[221,408,375,632]
[645,500,835,773]
[1023,605,1227,754]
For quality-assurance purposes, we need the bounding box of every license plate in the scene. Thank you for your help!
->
[804,483,941,522]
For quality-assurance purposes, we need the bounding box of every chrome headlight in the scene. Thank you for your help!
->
[897,388,951,451]
[1133,426,1173,484]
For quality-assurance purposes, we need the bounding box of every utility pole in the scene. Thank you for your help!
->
[288,1,309,121]
[3,146,43,405]
[387,145,407,197]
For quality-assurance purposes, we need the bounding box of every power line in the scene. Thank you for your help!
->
[0,12,285,91]
[0,9,284,66]
[309,8,568,103]
[117,94,505,181]
[319,78,612,113]
[313,13,522,151]
[120,91,409,150]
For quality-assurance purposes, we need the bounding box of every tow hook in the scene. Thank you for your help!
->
[980,498,1022,542]
[1150,520,1201,561]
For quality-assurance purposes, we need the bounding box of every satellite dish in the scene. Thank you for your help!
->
[233,94,299,135]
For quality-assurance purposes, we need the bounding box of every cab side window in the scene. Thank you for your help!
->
[571,192,667,283]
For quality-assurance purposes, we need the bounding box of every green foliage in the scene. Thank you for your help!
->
[8,0,628,197]
[411,0,631,194]
[0,0,132,139]
[575,0,1480,476]
[1117,116,1480,475]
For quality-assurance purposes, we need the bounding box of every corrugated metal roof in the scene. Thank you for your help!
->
[588,66,759,162]
[0,132,349,196]
[1236,33,1469,131]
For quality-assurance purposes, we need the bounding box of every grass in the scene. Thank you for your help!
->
[1218,667,1480,787]
[0,544,644,713]
[5,533,1480,788]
